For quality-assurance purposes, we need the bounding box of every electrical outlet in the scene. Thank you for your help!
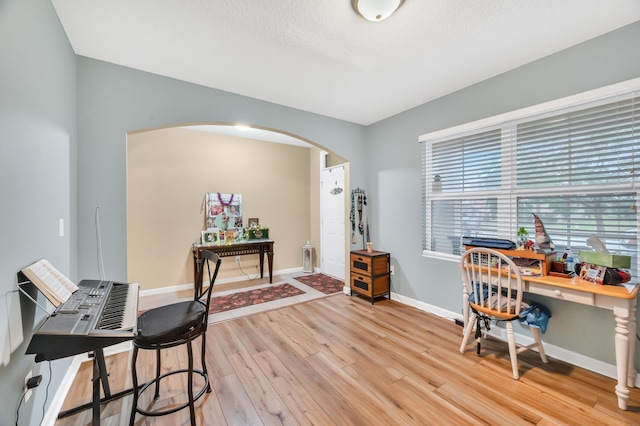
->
[235,256,241,263]
[24,370,32,403]
[390,265,395,275]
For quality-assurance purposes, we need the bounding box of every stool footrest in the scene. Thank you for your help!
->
[134,369,209,417]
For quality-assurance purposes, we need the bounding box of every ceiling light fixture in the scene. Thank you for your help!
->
[352,0,405,22]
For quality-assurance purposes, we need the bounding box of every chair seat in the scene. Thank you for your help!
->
[136,301,205,346]
[469,303,519,320]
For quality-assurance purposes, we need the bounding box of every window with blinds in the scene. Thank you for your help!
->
[421,83,639,274]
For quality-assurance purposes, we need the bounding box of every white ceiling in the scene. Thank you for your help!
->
[52,0,640,126]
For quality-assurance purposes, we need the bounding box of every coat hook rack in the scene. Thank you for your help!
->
[350,188,369,249]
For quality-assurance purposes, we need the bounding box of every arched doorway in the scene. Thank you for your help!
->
[126,123,347,290]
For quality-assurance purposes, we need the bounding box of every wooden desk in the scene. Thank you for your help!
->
[462,272,639,410]
[192,240,274,290]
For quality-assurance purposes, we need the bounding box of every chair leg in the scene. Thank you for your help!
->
[154,348,161,399]
[460,313,478,353]
[530,327,549,363]
[187,340,196,426]
[201,333,211,393]
[505,322,519,380]
[129,346,139,426]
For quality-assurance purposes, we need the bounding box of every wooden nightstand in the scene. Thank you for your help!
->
[349,250,391,304]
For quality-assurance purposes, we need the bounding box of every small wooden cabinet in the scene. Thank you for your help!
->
[350,250,391,304]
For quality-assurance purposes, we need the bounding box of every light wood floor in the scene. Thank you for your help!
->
[56,294,640,425]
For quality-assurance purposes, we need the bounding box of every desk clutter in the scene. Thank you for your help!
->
[463,213,634,286]
[577,250,631,285]
[462,242,632,285]
[463,245,554,277]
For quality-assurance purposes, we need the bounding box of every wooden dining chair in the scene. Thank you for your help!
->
[459,247,549,379]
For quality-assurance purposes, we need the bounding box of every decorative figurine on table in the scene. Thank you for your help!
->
[532,213,555,251]
[516,226,535,251]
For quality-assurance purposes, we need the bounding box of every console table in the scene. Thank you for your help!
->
[461,269,639,410]
[192,240,274,291]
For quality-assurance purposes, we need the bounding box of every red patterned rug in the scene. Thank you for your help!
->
[209,283,305,314]
[294,273,344,294]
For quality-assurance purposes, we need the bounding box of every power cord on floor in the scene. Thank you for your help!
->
[237,258,261,280]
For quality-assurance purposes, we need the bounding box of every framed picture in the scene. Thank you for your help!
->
[201,230,217,244]
[205,193,243,229]
[248,218,260,228]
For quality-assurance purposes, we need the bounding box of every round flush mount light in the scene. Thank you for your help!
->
[352,0,405,21]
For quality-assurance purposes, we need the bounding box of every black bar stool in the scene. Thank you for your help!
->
[129,250,221,425]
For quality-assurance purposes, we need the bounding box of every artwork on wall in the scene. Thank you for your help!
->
[205,193,243,230]
[202,193,244,244]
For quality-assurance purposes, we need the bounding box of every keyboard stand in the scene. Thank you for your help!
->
[57,348,139,425]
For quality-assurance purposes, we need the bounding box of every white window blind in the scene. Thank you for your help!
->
[421,83,639,273]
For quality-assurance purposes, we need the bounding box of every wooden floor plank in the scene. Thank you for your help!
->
[252,350,336,426]
[227,351,294,425]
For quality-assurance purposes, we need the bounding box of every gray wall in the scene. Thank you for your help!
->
[367,21,640,365]
[2,0,640,423]
[0,0,76,424]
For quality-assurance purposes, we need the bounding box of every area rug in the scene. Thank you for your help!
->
[209,283,305,314]
[293,273,344,294]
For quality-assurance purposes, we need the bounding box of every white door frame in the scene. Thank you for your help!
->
[320,156,345,280]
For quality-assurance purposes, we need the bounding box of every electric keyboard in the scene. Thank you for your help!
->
[26,279,139,362]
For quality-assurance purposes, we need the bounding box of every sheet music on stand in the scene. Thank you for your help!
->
[20,259,78,308]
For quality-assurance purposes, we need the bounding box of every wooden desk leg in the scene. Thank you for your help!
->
[626,298,637,389]
[259,249,265,280]
[267,249,274,284]
[614,303,634,410]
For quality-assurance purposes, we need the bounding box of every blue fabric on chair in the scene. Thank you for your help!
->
[469,281,552,333]
[518,303,552,333]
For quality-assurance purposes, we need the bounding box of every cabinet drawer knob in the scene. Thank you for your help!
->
[554,290,562,297]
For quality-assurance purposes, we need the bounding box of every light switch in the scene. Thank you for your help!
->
[59,218,64,237]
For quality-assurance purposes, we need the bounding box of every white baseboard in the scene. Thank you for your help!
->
[390,290,640,387]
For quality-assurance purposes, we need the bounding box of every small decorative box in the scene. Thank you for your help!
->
[248,228,269,240]
[579,250,631,268]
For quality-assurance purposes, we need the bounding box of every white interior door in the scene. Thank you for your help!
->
[321,165,345,280]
